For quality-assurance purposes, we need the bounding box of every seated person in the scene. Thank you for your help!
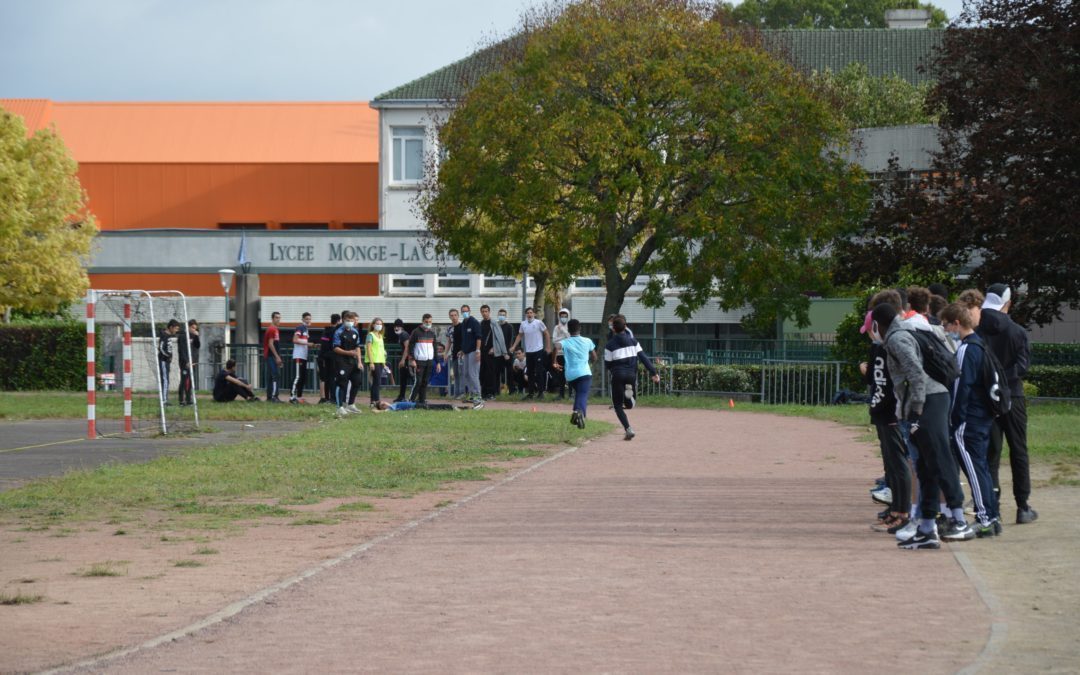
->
[511,348,528,393]
[213,359,258,402]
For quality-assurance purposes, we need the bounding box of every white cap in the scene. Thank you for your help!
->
[982,284,1011,311]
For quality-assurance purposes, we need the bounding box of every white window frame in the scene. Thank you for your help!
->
[388,273,426,296]
[391,126,426,184]
[435,273,471,296]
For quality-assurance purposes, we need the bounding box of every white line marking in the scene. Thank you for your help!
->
[43,442,586,674]
[952,549,1008,674]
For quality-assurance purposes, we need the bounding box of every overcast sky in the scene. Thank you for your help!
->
[0,0,965,102]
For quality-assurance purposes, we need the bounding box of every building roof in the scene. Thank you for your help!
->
[373,28,942,102]
[0,101,378,163]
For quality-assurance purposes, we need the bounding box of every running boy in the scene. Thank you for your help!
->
[559,319,596,429]
[604,315,659,440]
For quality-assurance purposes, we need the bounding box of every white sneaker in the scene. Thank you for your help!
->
[894,519,919,541]
[336,406,348,418]
[346,404,362,414]
[871,487,892,505]
[623,383,635,410]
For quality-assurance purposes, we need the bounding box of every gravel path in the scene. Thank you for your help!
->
[89,406,989,674]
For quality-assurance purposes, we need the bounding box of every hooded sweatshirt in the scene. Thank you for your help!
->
[883,319,950,420]
[976,308,1030,397]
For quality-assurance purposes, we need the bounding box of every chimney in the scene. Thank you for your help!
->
[885,9,931,29]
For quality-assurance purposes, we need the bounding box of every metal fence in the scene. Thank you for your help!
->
[759,360,843,406]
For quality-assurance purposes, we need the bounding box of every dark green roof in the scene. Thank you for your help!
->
[373,28,942,103]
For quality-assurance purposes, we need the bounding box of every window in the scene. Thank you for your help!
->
[437,274,471,292]
[342,222,378,230]
[391,275,425,290]
[574,277,604,289]
[391,126,425,182]
[218,223,266,230]
[483,276,518,290]
[280,223,328,230]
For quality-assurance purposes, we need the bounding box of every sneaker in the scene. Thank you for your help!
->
[975,520,999,538]
[887,516,912,535]
[336,406,348,418]
[871,487,892,506]
[894,519,919,541]
[289,397,298,405]
[623,383,635,410]
[898,529,941,550]
[941,519,975,542]
[317,397,327,404]
[471,400,485,410]
[570,410,581,427]
[876,508,890,521]
[577,412,586,429]
[346,404,362,414]
[247,396,261,402]
[1016,506,1038,524]
[993,520,1004,536]
[872,514,906,533]
[624,428,635,441]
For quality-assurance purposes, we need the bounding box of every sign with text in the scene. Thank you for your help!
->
[90,230,465,274]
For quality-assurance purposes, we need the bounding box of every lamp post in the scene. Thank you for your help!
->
[219,268,235,360]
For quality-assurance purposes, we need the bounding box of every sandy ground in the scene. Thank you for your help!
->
[0,404,1076,674]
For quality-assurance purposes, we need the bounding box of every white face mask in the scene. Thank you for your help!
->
[946,330,960,342]
[461,311,470,320]
[526,317,534,324]
[394,327,402,334]
[498,315,506,323]
[345,321,355,329]
[423,323,432,330]
[559,316,568,324]
[373,324,383,332]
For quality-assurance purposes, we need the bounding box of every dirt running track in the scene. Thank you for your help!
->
[51,406,998,674]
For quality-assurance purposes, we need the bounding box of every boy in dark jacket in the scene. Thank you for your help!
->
[604,315,659,441]
[976,283,1036,524]
[942,303,1001,537]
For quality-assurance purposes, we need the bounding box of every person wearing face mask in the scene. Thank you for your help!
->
[317,313,341,404]
[550,308,572,400]
[392,318,412,403]
[509,306,551,400]
[859,295,909,535]
[365,316,387,409]
[407,313,439,405]
[495,309,515,394]
[288,312,312,405]
[332,311,364,417]
[459,304,483,406]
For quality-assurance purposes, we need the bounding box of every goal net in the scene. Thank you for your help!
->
[87,289,201,438]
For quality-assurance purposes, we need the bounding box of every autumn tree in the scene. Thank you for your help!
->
[722,0,947,28]
[419,0,868,329]
[0,111,96,320]
[833,0,1080,326]
[811,62,937,129]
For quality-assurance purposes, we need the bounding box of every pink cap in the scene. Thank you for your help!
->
[859,310,873,334]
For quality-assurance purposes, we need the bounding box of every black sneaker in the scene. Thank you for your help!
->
[624,428,635,441]
[623,383,635,410]
[975,520,1000,538]
[898,529,941,550]
[570,410,581,427]
[1016,507,1038,524]
[941,519,975,542]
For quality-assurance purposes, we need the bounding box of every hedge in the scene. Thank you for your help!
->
[0,322,91,391]
[1026,366,1080,399]
[1031,343,1080,366]
[668,364,757,393]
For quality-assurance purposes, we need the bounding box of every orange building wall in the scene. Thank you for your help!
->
[80,163,379,229]
[89,274,380,297]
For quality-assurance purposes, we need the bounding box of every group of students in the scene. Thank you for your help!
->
[860,282,1036,550]
[210,305,661,439]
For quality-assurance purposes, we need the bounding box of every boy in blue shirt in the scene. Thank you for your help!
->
[557,319,596,429]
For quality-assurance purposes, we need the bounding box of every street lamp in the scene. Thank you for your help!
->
[219,268,235,360]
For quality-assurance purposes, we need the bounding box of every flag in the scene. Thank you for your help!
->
[237,229,251,271]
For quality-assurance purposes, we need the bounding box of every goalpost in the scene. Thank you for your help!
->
[86,289,200,438]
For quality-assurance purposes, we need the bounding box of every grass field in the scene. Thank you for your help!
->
[0,406,609,532]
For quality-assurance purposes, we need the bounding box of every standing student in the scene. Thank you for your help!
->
[509,307,551,400]
[365,316,387,408]
[550,308,571,399]
[873,302,973,550]
[263,311,283,402]
[459,304,483,405]
[177,318,200,406]
[559,319,596,429]
[446,309,463,398]
[333,311,363,416]
[941,302,1001,537]
[407,314,439,405]
[976,283,1036,524]
[393,319,412,403]
[604,315,659,441]
[158,319,181,406]
[479,305,499,399]
[496,309,515,394]
[289,312,312,404]
[317,313,341,404]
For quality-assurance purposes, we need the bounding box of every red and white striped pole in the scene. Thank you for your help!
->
[86,290,96,439]
[123,297,133,433]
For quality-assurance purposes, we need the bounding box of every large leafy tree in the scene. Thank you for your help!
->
[723,0,947,28]
[0,111,96,320]
[833,0,1079,326]
[812,63,937,129]
[420,0,868,329]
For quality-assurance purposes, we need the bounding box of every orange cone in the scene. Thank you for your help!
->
[729,398,735,409]
[531,405,537,413]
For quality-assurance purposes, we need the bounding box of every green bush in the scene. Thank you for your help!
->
[1026,366,1080,399]
[0,322,92,391]
[1031,343,1080,366]
[669,364,756,393]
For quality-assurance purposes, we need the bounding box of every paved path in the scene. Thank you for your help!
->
[87,407,989,673]
[0,419,304,491]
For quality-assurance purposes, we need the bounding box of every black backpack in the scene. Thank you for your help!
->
[889,328,959,388]
[973,342,1013,417]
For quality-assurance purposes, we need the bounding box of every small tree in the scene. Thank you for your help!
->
[420,0,869,331]
[0,111,96,320]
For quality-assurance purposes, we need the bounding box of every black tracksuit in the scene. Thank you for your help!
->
[604,332,657,431]
[864,341,910,515]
